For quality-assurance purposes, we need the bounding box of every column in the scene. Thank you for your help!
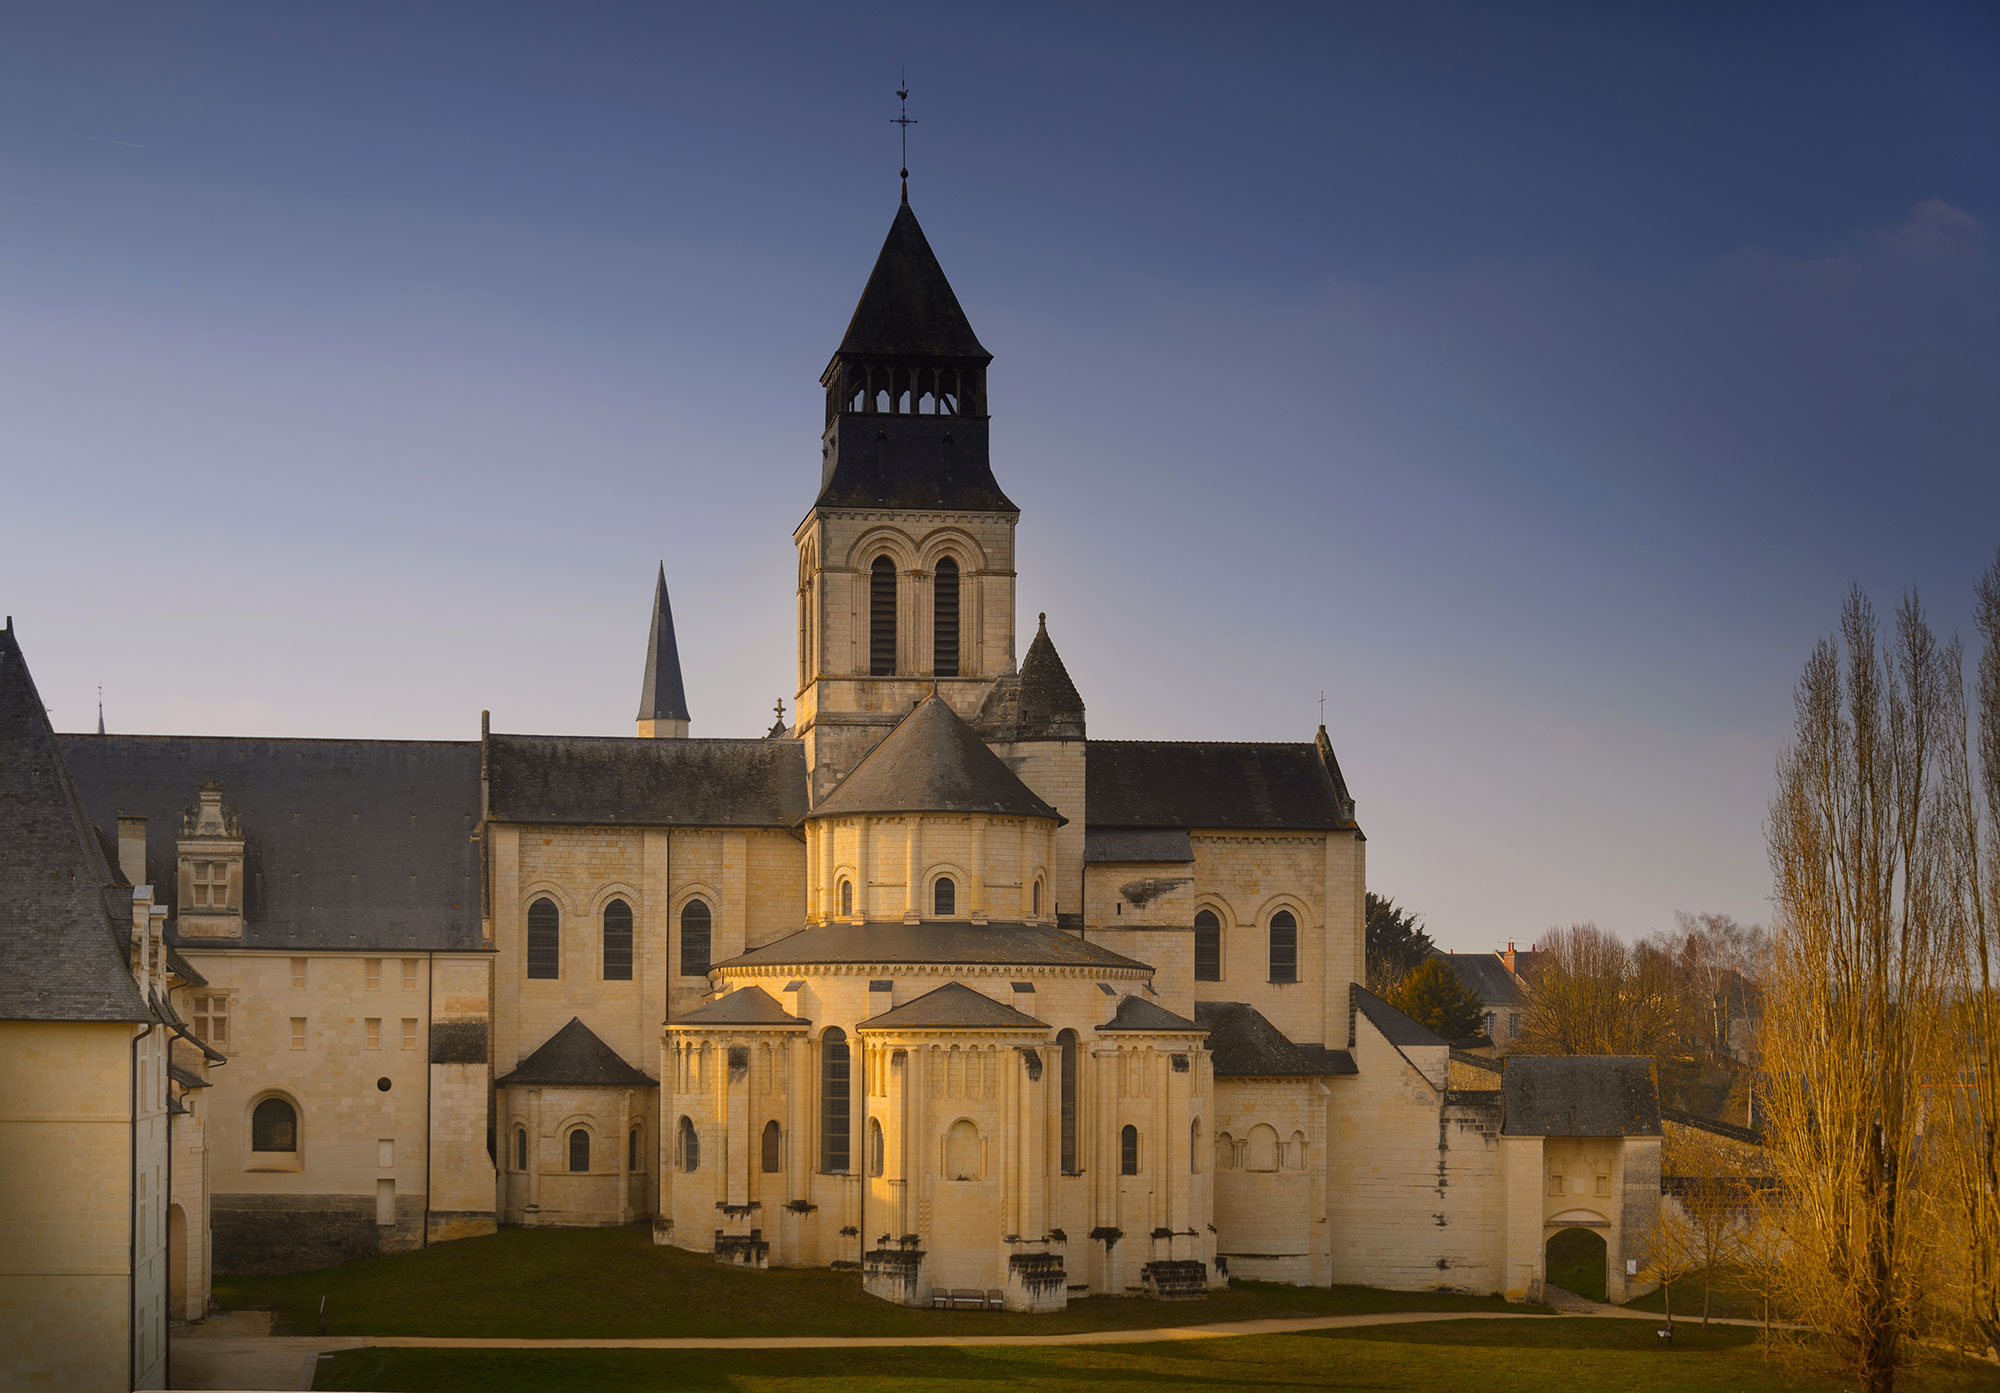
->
[969,818,987,924]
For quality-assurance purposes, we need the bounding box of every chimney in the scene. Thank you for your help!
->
[117,815,147,888]
[1503,941,1516,975]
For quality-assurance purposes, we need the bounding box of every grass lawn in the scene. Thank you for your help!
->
[313,1320,1998,1392]
[216,1227,1523,1339]
[1622,1264,1770,1323]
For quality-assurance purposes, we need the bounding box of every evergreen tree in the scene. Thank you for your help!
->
[1389,957,1488,1040]
[1365,892,1435,990]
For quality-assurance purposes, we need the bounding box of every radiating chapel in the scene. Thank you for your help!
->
[10,185,1667,1334]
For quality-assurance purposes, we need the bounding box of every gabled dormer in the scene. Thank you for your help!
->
[176,780,244,940]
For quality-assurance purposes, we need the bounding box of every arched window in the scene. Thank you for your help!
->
[526,897,559,979]
[251,1098,297,1153]
[933,557,959,677]
[1214,1132,1237,1171]
[680,900,711,977]
[945,1119,980,1179]
[1288,1130,1308,1171]
[820,1028,851,1173]
[567,1128,590,1173]
[761,1120,782,1173]
[1191,1119,1201,1173]
[1247,1123,1279,1172]
[1120,1124,1140,1175]
[869,1118,886,1177]
[1031,879,1042,917]
[1194,909,1222,982]
[628,1125,642,1172]
[514,1126,527,1171]
[1057,1030,1079,1174]
[839,879,853,917]
[602,898,633,981]
[870,556,897,676]
[677,1115,699,1172]
[1268,909,1298,983]
[933,876,955,917]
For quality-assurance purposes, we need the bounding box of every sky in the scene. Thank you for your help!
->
[2,2,1996,951]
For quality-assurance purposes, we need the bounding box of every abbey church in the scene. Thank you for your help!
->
[1,186,1666,1381]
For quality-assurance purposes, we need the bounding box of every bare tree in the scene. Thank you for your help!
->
[1634,1186,1702,1333]
[1937,551,2000,1355]
[1664,1123,1751,1325]
[1762,586,1964,1393]
[1520,923,1631,1055]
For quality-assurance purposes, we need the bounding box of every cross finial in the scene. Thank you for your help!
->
[1319,690,1326,726]
[892,75,917,200]
[774,697,786,722]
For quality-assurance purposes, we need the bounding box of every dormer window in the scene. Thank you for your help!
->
[191,860,229,909]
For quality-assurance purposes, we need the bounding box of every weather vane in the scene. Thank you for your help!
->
[1319,690,1326,725]
[892,75,917,192]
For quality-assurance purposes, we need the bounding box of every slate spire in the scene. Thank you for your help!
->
[814,197,1014,513]
[636,563,690,738]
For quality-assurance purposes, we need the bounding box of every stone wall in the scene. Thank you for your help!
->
[210,1192,425,1273]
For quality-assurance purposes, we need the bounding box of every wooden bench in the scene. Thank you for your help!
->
[930,1287,1008,1310]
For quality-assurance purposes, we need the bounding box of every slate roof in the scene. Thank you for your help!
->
[59,733,482,952]
[834,198,991,364]
[1098,995,1200,1032]
[1196,1001,1356,1076]
[1083,829,1194,865]
[1352,984,1448,1049]
[717,920,1150,972]
[1086,737,1356,830]
[495,1016,656,1088]
[859,981,1047,1031]
[1434,952,1528,1009]
[811,696,1059,821]
[637,564,690,724]
[1502,1056,1663,1137]
[1,625,149,1022]
[168,1063,210,1090]
[486,734,806,827]
[669,985,807,1028]
[165,945,207,987]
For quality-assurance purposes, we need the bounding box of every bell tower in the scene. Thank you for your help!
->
[794,189,1020,800]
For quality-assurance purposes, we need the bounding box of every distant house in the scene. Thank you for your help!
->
[1432,943,1540,1053]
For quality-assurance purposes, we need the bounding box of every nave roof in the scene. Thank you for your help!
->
[59,732,482,953]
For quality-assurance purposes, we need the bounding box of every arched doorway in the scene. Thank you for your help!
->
[1544,1225,1607,1302]
[167,1204,187,1317]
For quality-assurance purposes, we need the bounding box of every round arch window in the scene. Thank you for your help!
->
[933,876,956,917]
[251,1097,297,1152]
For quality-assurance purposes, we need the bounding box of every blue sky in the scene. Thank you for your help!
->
[3,2,1995,949]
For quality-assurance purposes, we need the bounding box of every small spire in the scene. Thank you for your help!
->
[636,562,691,736]
[97,684,105,736]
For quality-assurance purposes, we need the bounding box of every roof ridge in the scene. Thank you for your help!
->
[58,733,480,748]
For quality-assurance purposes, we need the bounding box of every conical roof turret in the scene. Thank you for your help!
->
[636,564,690,731]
